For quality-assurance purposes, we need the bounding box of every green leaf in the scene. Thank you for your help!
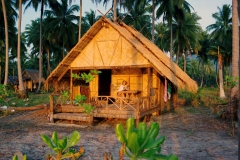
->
[23,155,27,160]
[61,152,74,159]
[67,131,80,148]
[143,136,165,150]
[139,148,158,158]
[58,137,67,150]
[53,147,62,154]
[115,123,127,143]
[52,131,59,148]
[152,154,169,160]
[127,132,140,156]
[126,118,134,140]
[12,155,18,160]
[167,154,178,160]
[41,134,55,150]
[137,122,147,145]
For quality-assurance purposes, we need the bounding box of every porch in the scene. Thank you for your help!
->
[49,93,160,125]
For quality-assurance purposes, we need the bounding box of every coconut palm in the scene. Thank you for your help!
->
[0,0,17,85]
[207,4,232,98]
[155,22,168,50]
[16,0,27,98]
[82,9,101,32]
[197,31,210,87]
[23,0,59,92]
[171,11,201,71]
[231,0,239,97]
[44,0,79,59]
[122,0,151,38]
[155,0,174,59]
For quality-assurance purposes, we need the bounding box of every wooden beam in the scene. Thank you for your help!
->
[70,64,151,70]
[70,69,73,103]
[86,34,94,39]
[73,48,82,53]
[57,67,69,81]
[147,67,151,109]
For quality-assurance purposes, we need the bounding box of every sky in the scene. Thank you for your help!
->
[21,0,231,31]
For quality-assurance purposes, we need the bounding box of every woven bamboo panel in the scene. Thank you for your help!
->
[94,26,120,41]
[121,36,149,66]
[111,68,142,96]
[96,40,118,66]
[89,75,98,98]
[73,86,80,99]
[93,42,104,66]
[71,42,94,67]
[109,37,122,66]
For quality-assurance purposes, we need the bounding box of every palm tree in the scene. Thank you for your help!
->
[24,0,59,92]
[1,0,9,85]
[197,31,210,87]
[155,0,174,59]
[155,22,168,50]
[16,0,27,98]
[1,0,17,85]
[122,1,152,38]
[207,4,232,98]
[44,0,79,59]
[231,0,239,97]
[172,12,201,71]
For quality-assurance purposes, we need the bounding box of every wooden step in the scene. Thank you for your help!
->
[53,113,91,122]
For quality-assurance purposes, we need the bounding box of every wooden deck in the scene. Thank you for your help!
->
[49,94,160,125]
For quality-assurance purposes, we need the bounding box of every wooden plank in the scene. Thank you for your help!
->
[57,67,69,81]
[70,69,73,103]
[147,67,151,109]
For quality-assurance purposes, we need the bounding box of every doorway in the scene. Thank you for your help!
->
[98,70,111,96]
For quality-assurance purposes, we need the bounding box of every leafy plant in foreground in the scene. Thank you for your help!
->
[41,131,84,160]
[12,155,27,160]
[71,69,101,115]
[115,118,178,160]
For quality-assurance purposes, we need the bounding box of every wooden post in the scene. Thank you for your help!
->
[171,84,178,109]
[70,69,73,104]
[135,98,140,126]
[147,67,151,110]
[49,94,54,123]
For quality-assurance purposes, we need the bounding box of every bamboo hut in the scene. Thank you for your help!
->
[44,17,198,124]
[22,69,45,91]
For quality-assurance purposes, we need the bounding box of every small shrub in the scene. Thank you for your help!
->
[115,117,178,160]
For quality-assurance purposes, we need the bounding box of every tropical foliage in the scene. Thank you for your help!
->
[0,1,236,95]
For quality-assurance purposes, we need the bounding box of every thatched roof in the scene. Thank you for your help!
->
[22,69,45,83]
[45,17,198,93]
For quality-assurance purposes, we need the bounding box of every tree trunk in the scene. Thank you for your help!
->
[47,48,51,76]
[151,0,155,43]
[176,38,180,65]
[200,58,204,87]
[218,47,226,98]
[231,0,239,97]
[113,0,117,23]
[169,19,173,60]
[17,0,27,98]
[78,0,82,40]
[37,0,44,93]
[183,54,186,72]
[219,65,226,98]
[2,0,9,85]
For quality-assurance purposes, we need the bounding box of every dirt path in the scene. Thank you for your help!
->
[0,107,237,160]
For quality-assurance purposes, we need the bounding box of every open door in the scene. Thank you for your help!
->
[98,70,111,96]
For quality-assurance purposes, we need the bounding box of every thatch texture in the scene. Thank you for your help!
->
[45,17,198,93]
[22,69,45,83]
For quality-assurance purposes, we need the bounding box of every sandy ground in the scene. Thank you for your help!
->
[0,106,238,160]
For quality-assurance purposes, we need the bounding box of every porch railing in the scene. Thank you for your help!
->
[91,95,157,112]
